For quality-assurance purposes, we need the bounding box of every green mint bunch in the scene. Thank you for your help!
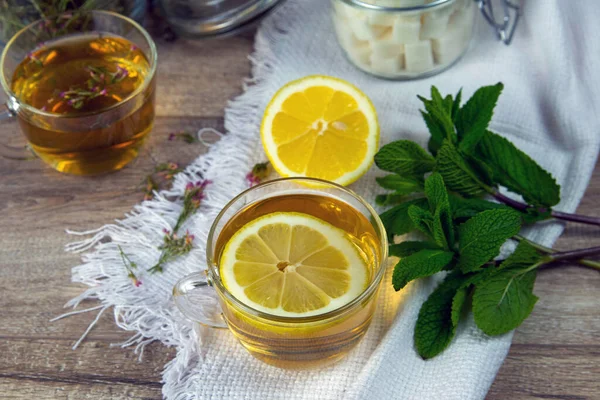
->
[387,173,539,358]
[375,83,600,226]
[374,84,600,359]
[387,172,600,359]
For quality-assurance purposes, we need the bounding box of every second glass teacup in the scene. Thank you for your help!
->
[0,11,157,175]
[174,177,388,369]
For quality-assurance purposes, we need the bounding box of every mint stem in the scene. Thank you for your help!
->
[551,246,600,261]
[491,191,528,212]
[550,210,600,227]
[492,191,600,227]
[514,235,600,271]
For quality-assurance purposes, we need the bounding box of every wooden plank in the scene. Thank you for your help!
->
[488,345,600,400]
[0,379,160,399]
[0,339,172,384]
[153,38,253,117]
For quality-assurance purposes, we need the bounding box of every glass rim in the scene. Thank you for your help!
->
[206,176,389,324]
[0,10,158,119]
[338,0,454,12]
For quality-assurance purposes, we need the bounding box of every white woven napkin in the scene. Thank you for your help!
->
[66,1,600,399]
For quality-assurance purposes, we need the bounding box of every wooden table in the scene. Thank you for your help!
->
[1,34,599,400]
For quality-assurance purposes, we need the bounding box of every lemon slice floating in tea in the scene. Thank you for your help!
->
[219,212,369,317]
[261,75,379,186]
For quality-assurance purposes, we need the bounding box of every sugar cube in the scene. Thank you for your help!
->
[349,17,387,41]
[420,11,450,39]
[371,30,405,58]
[404,41,434,73]
[392,17,421,44]
[370,53,405,76]
[365,10,396,26]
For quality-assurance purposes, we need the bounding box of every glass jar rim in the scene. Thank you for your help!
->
[205,176,389,325]
[339,0,454,12]
[0,10,158,119]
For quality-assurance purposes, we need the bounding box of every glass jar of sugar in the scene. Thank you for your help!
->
[332,0,476,79]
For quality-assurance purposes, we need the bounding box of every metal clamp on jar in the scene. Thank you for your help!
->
[331,0,521,79]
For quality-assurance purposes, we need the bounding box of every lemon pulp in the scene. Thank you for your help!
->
[261,75,379,186]
[219,212,369,317]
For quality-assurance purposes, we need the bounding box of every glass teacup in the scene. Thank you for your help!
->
[174,177,388,369]
[0,11,157,175]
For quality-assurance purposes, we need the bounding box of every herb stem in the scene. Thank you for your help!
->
[550,210,600,227]
[492,191,600,227]
[551,246,600,262]
[490,191,528,212]
[515,235,600,271]
[514,235,552,253]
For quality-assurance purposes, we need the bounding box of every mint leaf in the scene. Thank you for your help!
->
[430,86,453,117]
[414,272,464,359]
[392,249,454,290]
[418,87,456,155]
[376,174,424,194]
[408,205,435,239]
[456,83,503,153]
[449,195,509,220]
[424,172,449,212]
[451,88,462,121]
[522,207,552,224]
[432,207,453,250]
[443,94,454,115]
[421,111,446,155]
[380,198,428,238]
[477,131,560,207]
[425,173,455,249]
[457,209,522,272]
[465,153,495,186]
[375,193,404,207]
[374,140,435,175]
[499,241,544,270]
[389,241,441,257]
[473,267,538,335]
[435,141,487,197]
[451,286,468,326]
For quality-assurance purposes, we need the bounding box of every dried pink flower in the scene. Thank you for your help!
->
[246,162,270,187]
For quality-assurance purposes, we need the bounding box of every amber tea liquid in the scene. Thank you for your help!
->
[214,193,383,368]
[10,34,155,175]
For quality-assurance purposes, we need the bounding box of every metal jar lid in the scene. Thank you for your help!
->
[159,0,286,38]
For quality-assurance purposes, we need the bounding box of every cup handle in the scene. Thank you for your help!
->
[173,271,228,329]
[0,103,36,160]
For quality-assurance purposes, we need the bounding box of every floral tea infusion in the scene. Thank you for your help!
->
[213,193,383,368]
[10,34,155,175]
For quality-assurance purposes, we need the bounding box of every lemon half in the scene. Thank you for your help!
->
[261,75,379,186]
[220,212,369,317]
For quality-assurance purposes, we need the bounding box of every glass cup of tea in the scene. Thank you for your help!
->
[173,177,388,368]
[0,11,157,175]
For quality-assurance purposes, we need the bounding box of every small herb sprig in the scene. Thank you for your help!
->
[141,162,183,201]
[375,84,600,359]
[168,131,200,144]
[118,245,141,287]
[59,64,129,109]
[246,161,270,187]
[147,180,210,274]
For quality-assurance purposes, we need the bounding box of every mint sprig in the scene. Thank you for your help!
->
[398,174,599,358]
[374,98,600,358]
[376,83,600,226]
